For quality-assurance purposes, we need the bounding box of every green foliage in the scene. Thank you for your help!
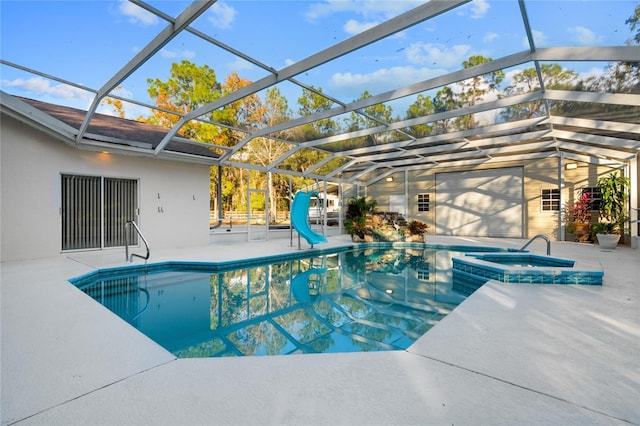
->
[596,170,630,234]
[626,3,640,45]
[297,86,337,138]
[345,196,377,220]
[344,218,368,239]
[456,55,504,129]
[500,64,578,121]
[405,94,435,137]
[591,221,616,236]
[345,196,377,237]
[145,60,222,139]
[407,220,429,235]
[431,86,458,133]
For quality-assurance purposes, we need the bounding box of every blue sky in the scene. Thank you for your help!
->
[1,0,637,118]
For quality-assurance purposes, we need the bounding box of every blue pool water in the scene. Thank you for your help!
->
[71,244,504,358]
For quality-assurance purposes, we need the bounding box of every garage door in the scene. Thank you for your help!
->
[435,168,524,237]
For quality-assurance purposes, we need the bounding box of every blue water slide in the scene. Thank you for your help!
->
[291,191,328,248]
[290,268,327,303]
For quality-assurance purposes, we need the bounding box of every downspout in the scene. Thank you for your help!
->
[628,155,638,248]
[211,165,225,229]
[559,153,566,242]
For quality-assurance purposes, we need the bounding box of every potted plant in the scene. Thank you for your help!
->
[564,192,592,242]
[594,170,630,250]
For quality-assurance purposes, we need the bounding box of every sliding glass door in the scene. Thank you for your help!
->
[61,174,138,250]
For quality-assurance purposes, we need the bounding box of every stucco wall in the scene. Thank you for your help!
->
[1,115,210,261]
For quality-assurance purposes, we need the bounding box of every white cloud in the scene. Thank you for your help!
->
[208,2,236,29]
[503,68,523,87]
[1,77,93,101]
[405,42,471,68]
[483,32,499,43]
[160,49,178,59]
[568,26,603,45]
[470,0,490,19]
[578,66,606,82]
[343,19,379,35]
[108,86,134,99]
[160,49,196,59]
[524,30,549,48]
[456,0,490,19]
[329,65,448,99]
[97,95,151,120]
[305,0,423,22]
[118,0,158,26]
[228,58,253,71]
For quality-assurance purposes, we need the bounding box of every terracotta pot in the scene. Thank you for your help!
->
[572,222,591,242]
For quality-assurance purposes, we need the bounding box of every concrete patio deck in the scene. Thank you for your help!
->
[1,235,639,425]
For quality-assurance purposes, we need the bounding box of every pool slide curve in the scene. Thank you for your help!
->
[291,268,327,303]
[291,191,328,247]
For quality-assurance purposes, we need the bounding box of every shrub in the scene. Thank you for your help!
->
[565,192,591,224]
[407,220,429,235]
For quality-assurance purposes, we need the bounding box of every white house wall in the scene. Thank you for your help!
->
[362,158,621,241]
[1,116,210,262]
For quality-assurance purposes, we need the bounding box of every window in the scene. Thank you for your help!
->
[417,193,430,212]
[541,188,560,211]
[417,265,430,281]
[581,187,602,212]
[62,175,138,250]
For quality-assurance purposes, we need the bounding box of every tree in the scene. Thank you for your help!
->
[145,60,222,140]
[341,90,397,147]
[581,61,639,94]
[500,64,578,121]
[240,87,294,222]
[455,55,504,129]
[626,3,640,46]
[144,63,269,217]
[578,3,640,94]
[405,94,435,138]
[431,86,458,134]
[297,86,337,139]
[100,96,125,118]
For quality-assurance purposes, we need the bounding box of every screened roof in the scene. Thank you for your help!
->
[1,0,639,184]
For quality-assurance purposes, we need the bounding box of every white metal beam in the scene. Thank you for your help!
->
[76,0,215,144]
[547,116,640,135]
[551,129,640,151]
[554,140,637,160]
[353,129,553,163]
[560,152,625,167]
[154,0,471,156]
[544,90,640,106]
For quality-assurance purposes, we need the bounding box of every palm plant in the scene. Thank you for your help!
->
[597,170,630,235]
[345,196,377,239]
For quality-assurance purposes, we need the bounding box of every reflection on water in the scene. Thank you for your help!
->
[78,247,468,358]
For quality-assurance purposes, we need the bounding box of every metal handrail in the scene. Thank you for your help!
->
[519,234,551,256]
[125,221,150,263]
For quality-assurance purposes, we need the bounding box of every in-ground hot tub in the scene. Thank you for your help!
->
[452,252,603,295]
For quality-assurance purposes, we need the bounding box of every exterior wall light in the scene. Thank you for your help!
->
[565,163,578,170]
[386,176,394,182]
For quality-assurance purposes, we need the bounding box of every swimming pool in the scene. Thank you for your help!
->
[70,244,506,358]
